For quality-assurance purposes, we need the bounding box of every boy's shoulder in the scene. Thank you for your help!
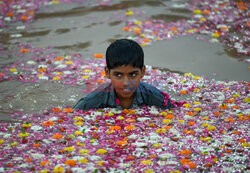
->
[137,81,164,106]
[74,83,114,110]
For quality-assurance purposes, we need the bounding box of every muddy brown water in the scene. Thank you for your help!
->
[0,0,249,121]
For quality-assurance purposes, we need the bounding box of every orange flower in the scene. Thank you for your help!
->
[186,112,196,116]
[225,149,232,153]
[7,12,13,17]
[186,162,196,169]
[149,155,157,158]
[128,110,136,115]
[93,54,103,58]
[122,27,131,31]
[33,143,40,147]
[63,108,74,113]
[180,149,192,155]
[20,15,28,20]
[188,121,195,126]
[165,114,175,119]
[231,106,239,109]
[204,163,212,168]
[116,140,127,146]
[52,108,61,112]
[124,125,134,130]
[57,119,64,123]
[64,160,77,167]
[214,112,221,116]
[40,161,50,166]
[109,126,121,130]
[224,117,235,123]
[171,27,178,31]
[55,56,64,61]
[126,156,135,160]
[180,158,191,165]
[238,139,246,143]
[232,131,240,135]
[25,158,32,162]
[183,130,194,134]
[42,121,54,126]
[219,104,228,109]
[239,115,249,120]
[180,90,188,95]
[53,134,63,139]
[37,68,46,72]
[20,49,29,53]
[203,10,210,15]
[226,99,235,103]
[122,109,130,114]
[143,38,150,42]
[163,126,172,130]
[126,118,136,123]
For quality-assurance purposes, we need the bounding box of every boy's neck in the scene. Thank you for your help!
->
[119,97,134,109]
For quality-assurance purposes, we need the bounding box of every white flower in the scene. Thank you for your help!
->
[13,157,23,161]
[63,71,72,74]
[137,117,150,122]
[27,61,36,65]
[38,65,47,68]
[49,117,58,121]
[30,125,42,131]
[128,134,137,139]
[31,153,45,159]
[134,142,147,147]
[57,64,67,68]
[159,153,175,159]
[51,155,63,159]
[89,155,101,161]
[71,168,86,173]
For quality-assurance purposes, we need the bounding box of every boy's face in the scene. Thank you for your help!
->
[105,65,145,100]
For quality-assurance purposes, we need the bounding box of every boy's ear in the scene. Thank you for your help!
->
[141,65,146,78]
[105,66,110,79]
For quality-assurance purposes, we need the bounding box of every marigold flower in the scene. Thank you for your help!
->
[42,121,54,126]
[64,146,75,152]
[0,140,4,144]
[97,161,105,166]
[155,128,166,133]
[163,126,172,130]
[122,27,131,31]
[179,149,192,155]
[79,149,89,155]
[64,160,77,167]
[74,131,82,136]
[153,143,162,148]
[207,126,217,130]
[52,134,63,139]
[22,123,32,128]
[96,149,107,154]
[193,108,202,111]
[124,125,134,130]
[109,126,121,130]
[219,104,228,109]
[79,158,88,163]
[165,114,175,119]
[180,90,188,95]
[33,143,40,147]
[40,161,50,167]
[126,118,136,123]
[93,54,104,58]
[18,132,30,138]
[20,49,29,53]
[63,108,74,113]
[188,121,195,126]
[238,139,246,143]
[140,160,153,165]
[53,166,65,173]
[162,119,172,124]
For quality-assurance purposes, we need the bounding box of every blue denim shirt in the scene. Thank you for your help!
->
[73,81,172,110]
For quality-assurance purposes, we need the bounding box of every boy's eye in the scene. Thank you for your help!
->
[115,73,122,77]
[131,73,137,77]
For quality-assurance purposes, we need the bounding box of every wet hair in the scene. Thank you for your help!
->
[106,39,144,69]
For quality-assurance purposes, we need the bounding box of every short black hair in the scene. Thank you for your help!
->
[106,39,144,69]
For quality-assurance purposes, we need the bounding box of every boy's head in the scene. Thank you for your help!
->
[105,39,145,100]
[105,39,144,70]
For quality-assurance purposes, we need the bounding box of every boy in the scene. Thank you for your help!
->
[73,39,175,110]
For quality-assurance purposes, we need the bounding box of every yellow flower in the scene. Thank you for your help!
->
[170,171,182,173]
[56,72,63,75]
[74,131,82,135]
[64,146,75,152]
[213,158,218,163]
[53,76,61,80]
[96,149,107,154]
[65,61,73,65]
[184,73,194,77]
[68,134,75,138]
[178,120,185,123]
[76,142,85,146]
[201,123,209,127]
[39,170,49,173]
[74,121,83,126]
[200,17,206,22]
[0,139,4,144]
[11,142,18,146]
[117,116,124,120]
[145,170,154,173]
[82,69,91,73]
[162,119,172,124]
[193,76,202,80]
[155,128,166,133]
[125,10,134,16]
[183,103,191,108]
[193,101,201,105]
[194,88,200,92]
[134,20,142,25]
[193,108,202,111]
[97,161,105,166]
[22,123,32,128]
[200,137,211,142]
[53,166,65,173]
[140,33,145,37]
[193,9,202,14]
[241,143,250,147]
[153,143,162,148]
[160,111,167,115]
[90,139,95,143]
[212,32,220,38]
[10,68,17,72]
[232,94,240,97]
[141,160,153,165]
[201,116,209,120]
[74,116,83,121]
[79,149,89,155]
[79,158,88,163]
[243,98,250,102]
[81,75,89,79]
[106,130,114,134]
[18,132,30,138]
[52,1,60,4]
[207,126,217,131]
[103,113,114,116]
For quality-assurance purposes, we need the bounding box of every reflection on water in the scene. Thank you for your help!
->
[151,14,189,22]
[54,41,91,50]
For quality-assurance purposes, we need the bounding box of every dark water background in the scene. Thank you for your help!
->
[0,0,249,121]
